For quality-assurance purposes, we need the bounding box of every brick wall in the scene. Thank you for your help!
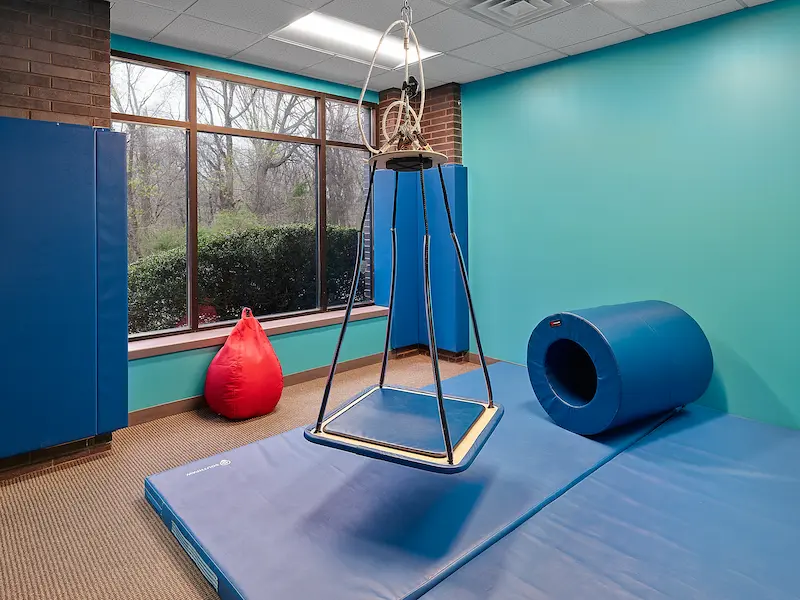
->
[0,0,110,127]
[378,82,462,164]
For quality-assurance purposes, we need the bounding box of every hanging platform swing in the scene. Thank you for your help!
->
[304,0,503,474]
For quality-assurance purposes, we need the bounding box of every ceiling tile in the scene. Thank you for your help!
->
[410,9,504,52]
[281,0,333,8]
[126,0,196,11]
[319,0,447,32]
[514,4,629,48]
[639,0,742,34]
[111,1,177,40]
[451,33,550,67]
[498,50,567,72]
[153,15,262,57]
[561,28,642,56]
[302,56,388,85]
[362,68,446,91]
[233,37,330,71]
[186,0,309,35]
[741,0,775,4]
[417,54,502,84]
[595,0,723,27]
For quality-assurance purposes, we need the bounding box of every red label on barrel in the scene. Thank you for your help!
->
[550,320,562,328]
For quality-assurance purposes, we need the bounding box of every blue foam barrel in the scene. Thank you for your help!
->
[527,301,713,436]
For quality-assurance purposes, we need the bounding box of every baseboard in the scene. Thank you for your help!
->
[392,344,473,363]
[0,433,112,483]
[128,396,206,427]
[127,352,385,427]
[468,353,501,366]
[282,352,383,386]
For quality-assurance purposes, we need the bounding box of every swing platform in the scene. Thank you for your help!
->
[304,385,504,474]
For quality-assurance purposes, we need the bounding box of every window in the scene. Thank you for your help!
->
[325,146,371,306]
[197,134,318,322]
[197,77,316,138]
[111,55,376,337]
[111,60,186,121]
[325,99,371,145]
[113,121,189,334]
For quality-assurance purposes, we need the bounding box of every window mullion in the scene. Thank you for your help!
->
[318,95,329,312]
[188,69,200,332]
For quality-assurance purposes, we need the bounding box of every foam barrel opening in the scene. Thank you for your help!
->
[544,339,598,407]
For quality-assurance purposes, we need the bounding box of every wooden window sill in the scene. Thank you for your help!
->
[128,305,388,360]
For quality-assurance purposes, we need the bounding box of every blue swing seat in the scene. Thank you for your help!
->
[304,385,503,474]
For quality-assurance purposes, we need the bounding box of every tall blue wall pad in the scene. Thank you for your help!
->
[373,164,470,353]
[374,169,420,349]
[0,117,128,459]
[95,130,129,434]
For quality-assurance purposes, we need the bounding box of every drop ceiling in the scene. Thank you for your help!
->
[110,0,776,91]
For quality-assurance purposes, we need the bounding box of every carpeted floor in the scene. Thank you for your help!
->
[0,356,475,600]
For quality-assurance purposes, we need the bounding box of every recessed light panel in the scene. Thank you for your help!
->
[271,13,439,70]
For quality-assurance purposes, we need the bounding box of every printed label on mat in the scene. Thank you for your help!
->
[171,522,219,591]
[185,459,231,477]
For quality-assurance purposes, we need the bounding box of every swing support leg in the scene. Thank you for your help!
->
[314,163,377,434]
[420,160,454,465]
[379,170,400,388]
[436,165,494,407]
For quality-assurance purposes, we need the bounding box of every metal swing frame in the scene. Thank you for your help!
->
[303,1,502,472]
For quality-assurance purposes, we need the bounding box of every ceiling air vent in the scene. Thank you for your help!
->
[444,0,586,28]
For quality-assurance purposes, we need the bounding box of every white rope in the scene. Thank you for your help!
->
[357,19,406,154]
[408,25,425,130]
[380,100,421,152]
[356,3,429,155]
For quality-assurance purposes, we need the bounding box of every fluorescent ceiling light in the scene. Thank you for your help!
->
[270,13,439,70]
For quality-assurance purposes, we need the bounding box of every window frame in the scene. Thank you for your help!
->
[112,51,378,341]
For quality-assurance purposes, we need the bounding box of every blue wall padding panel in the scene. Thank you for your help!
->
[0,118,128,458]
[425,405,800,600]
[528,300,713,435]
[374,169,420,349]
[95,130,129,434]
[373,164,470,353]
[0,118,98,457]
[418,166,469,352]
[146,362,669,600]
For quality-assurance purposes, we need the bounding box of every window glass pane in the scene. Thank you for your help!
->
[197,133,318,323]
[111,59,187,121]
[197,77,316,138]
[326,100,371,145]
[326,147,372,306]
[114,122,189,334]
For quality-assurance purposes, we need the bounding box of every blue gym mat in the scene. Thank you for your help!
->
[145,362,669,600]
[424,404,800,600]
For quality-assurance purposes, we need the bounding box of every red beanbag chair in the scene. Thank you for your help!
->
[204,308,284,420]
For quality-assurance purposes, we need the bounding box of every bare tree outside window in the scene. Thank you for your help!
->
[111,60,186,121]
[111,60,190,334]
[197,77,316,137]
[326,99,371,145]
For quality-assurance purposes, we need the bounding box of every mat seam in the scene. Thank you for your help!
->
[407,407,682,600]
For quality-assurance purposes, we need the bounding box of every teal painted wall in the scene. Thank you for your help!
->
[111,35,379,103]
[462,0,800,429]
[129,317,387,412]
